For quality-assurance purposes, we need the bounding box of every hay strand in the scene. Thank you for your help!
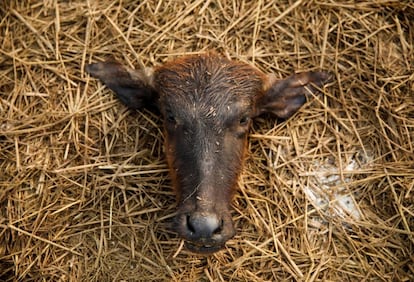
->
[1,0,413,281]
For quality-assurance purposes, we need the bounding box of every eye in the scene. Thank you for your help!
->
[164,108,177,125]
[239,116,250,126]
[166,113,176,124]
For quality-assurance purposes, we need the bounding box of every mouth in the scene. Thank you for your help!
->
[184,240,226,254]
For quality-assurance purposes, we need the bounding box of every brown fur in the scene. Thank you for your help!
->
[154,53,265,200]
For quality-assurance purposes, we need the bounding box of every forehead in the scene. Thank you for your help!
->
[153,53,265,111]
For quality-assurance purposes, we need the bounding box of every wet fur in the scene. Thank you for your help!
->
[86,52,330,253]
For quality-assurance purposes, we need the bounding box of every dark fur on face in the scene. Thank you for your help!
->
[86,52,330,253]
[155,54,265,251]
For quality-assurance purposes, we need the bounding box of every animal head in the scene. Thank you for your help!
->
[86,52,330,253]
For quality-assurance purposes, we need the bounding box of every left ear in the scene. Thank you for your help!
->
[255,72,331,119]
[86,61,157,110]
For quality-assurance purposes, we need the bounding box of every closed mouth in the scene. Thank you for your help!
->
[184,240,226,254]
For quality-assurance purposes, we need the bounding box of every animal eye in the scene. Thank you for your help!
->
[165,110,176,124]
[166,114,176,124]
[239,116,250,126]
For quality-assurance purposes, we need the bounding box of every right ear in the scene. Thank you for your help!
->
[86,61,157,110]
[254,71,331,119]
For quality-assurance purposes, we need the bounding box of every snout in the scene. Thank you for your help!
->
[175,211,235,253]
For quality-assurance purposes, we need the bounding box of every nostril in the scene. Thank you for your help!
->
[186,214,196,234]
[212,219,224,235]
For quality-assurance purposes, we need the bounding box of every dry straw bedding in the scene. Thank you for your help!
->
[0,0,413,281]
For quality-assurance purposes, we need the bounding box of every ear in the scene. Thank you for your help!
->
[255,72,331,119]
[86,61,157,110]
